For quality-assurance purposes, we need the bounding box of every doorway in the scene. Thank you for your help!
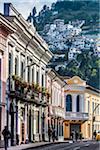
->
[70,123,81,134]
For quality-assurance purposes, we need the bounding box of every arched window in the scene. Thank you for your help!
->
[76,95,80,112]
[66,95,72,112]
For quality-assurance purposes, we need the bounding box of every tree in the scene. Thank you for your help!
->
[32,7,37,16]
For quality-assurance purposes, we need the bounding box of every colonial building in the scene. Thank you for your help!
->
[46,68,65,141]
[83,85,100,139]
[0,3,52,146]
[64,76,100,140]
[0,13,16,147]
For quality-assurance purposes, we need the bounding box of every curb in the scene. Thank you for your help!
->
[23,141,69,150]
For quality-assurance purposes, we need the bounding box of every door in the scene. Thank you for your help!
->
[70,124,81,134]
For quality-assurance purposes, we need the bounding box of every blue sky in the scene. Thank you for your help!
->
[0,0,57,19]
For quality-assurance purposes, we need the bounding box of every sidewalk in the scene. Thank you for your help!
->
[0,139,91,150]
[0,142,52,150]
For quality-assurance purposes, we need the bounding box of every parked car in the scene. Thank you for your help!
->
[96,131,100,141]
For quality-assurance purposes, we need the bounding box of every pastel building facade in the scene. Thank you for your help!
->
[46,69,65,141]
[0,14,15,146]
[83,86,100,138]
[64,76,100,140]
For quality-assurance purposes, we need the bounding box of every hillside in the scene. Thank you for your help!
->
[35,0,99,34]
[27,0,99,89]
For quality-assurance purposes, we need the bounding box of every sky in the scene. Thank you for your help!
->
[0,0,57,19]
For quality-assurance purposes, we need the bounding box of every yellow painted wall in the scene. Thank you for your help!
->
[64,121,70,139]
[64,76,100,139]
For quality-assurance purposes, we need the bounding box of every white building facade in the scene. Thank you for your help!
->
[46,69,65,141]
[1,3,53,146]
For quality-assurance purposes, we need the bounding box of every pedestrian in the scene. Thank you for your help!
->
[75,131,78,141]
[48,127,52,142]
[2,126,11,150]
[52,128,56,142]
[71,130,75,142]
[79,132,82,141]
[93,130,96,139]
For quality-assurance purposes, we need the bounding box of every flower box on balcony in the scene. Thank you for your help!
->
[33,83,41,93]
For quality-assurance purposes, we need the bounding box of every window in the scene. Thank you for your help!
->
[66,95,72,112]
[27,67,30,82]
[36,71,39,84]
[32,67,34,82]
[76,95,80,112]
[9,53,12,75]
[59,122,61,136]
[15,57,18,75]
[21,61,24,79]
[42,74,44,87]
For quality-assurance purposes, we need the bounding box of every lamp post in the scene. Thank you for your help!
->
[92,103,100,139]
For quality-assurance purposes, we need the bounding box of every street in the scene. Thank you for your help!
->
[27,141,100,150]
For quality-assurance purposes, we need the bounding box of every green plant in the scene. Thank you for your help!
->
[42,87,47,95]
[34,83,41,92]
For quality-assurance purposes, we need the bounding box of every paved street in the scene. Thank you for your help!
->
[26,141,100,150]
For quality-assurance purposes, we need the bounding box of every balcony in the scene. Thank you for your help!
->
[52,106,65,119]
[65,112,89,121]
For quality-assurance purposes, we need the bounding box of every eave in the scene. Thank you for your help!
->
[0,13,16,34]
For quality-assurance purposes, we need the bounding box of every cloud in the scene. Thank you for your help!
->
[0,0,57,19]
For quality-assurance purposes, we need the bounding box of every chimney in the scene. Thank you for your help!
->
[4,3,11,16]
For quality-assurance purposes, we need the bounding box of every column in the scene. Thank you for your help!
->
[72,94,77,112]
[12,46,16,145]
[80,95,84,112]
[24,55,27,81]
[17,101,21,144]
[32,105,35,141]
[39,65,42,87]
[18,52,21,77]
[39,106,42,141]
[12,46,15,75]
[29,105,32,142]
[25,104,28,143]
[30,66,32,83]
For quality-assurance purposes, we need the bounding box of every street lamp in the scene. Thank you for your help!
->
[92,103,100,139]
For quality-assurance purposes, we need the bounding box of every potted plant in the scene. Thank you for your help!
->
[34,83,41,93]
[42,87,47,96]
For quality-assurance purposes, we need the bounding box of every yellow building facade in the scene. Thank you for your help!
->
[64,76,100,140]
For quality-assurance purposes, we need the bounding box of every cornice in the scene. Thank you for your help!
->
[0,14,16,34]
[5,16,53,62]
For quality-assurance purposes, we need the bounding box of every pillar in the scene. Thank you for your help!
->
[18,51,21,77]
[32,105,35,141]
[17,101,21,144]
[80,95,84,112]
[72,94,77,112]
[25,104,28,143]
[39,105,42,141]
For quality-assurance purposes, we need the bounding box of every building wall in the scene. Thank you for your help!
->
[64,76,100,140]
[46,69,65,141]
[83,91,100,139]
[0,4,52,146]
[0,20,15,147]
[7,33,51,144]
